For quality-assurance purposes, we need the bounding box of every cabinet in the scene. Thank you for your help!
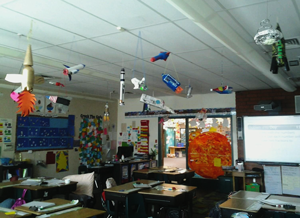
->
[0,163,33,182]
[16,115,75,151]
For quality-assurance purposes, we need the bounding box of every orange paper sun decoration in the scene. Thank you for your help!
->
[17,90,36,117]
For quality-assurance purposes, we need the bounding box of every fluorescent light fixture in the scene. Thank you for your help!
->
[254,19,283,45]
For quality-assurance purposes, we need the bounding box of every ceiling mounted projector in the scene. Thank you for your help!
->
[254,19,283,45]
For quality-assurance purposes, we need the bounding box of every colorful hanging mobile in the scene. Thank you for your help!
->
[210,86,233,94]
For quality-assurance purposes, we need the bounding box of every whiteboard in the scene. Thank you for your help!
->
[263,165,282,195]
[282,166,300,196]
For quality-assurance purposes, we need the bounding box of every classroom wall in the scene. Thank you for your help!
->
[117,92,237,161]
[235,88,300,170]
[0,88,118,179]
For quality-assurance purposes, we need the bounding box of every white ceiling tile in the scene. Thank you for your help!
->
[175,19,224,48]
[217,0,267,10]
[140,0,187,21]
[4,0,118,38]
[63,0,168,30]
[93,32,161,59]
[0,8,84,45]
[60,40,135,64]
[131,23,208,53]
[34,46,107,67]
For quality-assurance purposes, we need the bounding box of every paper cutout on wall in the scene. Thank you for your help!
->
[0,118,13,147]
[138,120,149,153]
[33,95,45,114]
[45,98,56,114]
[46,151,55,164]
[56,150,69,172]
[79,117,102,167]
[188,131,231,179]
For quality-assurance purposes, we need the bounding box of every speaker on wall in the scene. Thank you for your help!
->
[295,96,300,113]
[237,117,243,140]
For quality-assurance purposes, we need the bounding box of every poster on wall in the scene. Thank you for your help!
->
[138,120,149,153]
[56,150,69,173]
[0,118,13,149]
[33,95,45,114]
[79,117,102,167]
[45,98,56,114]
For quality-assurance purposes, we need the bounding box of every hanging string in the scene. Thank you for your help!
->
[140,32,146,82]
[221,50,224,86]
[170,55,180,81]
[132,32,140,78]
[26,20,34,42]
[132,31,146,81]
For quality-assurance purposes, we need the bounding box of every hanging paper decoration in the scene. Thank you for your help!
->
[150,51,170,62]
[49,81,65,87]
[254,19,283,45]
[162,73,183,94]
[16,91,36,117]
[188,131,232,179]
[270,23,290,74]
[139,120,149,153]
[131,77,147,90]
[119,68,125,105]
[210,86,233,94]
[103,103,110,122]
[140,94,175,114]
[195,108,207,122]
[63,64,85,81]
[79,117,102,167]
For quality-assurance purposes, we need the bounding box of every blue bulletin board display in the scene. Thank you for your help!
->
[16,115,75,151]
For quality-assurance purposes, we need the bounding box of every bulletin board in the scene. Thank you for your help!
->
[15,115,75,151]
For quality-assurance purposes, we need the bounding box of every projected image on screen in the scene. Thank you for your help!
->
[244,116,300,164]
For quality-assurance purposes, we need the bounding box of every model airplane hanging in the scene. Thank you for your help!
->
[131,77,147,90]
[63,64,85,81]
[140,94,175,114]
[150,52,170,62]
[210,86,233,94]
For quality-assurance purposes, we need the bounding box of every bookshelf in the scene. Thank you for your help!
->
[0,163,33,182]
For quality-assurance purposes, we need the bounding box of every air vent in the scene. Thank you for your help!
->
[285,37,300,49]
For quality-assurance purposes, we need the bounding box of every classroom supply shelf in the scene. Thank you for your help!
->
[16,115,75,151]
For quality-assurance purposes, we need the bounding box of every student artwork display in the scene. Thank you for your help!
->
[56,150,69,173]
[79,116,102,167]
[139,120,149,153]
[0,118,12,148]
[188,130,232,179]
[33,95,45,113]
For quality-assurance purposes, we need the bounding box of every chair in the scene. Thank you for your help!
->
[63,172,96,208]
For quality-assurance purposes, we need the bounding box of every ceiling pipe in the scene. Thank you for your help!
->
[166,0,296,92]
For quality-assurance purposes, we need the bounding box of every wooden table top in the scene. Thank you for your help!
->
[138,183,197,197]
[0,207,31,217]
[15,198,80,215]
[168,146,186,149]
[262,195,300,213]
[0,180,22,189]
[230,190,269,200]
[134,167,194,175]
[219,198,262,213]
[104,179,164,194]
[36,207,106,218]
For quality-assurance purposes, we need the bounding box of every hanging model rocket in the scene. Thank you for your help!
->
[119,68,125,105]
[5,45,35,92]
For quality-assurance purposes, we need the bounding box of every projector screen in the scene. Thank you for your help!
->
[243,115,300,164]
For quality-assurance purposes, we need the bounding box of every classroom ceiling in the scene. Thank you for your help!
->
[0,0,300,101]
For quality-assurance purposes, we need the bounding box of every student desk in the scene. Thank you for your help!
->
[104,179,163,218]
[133,167,195,185]
[138,183,197,218]
[0,180,77,200]
[230,190,269,200]
[15,198,80,216]
[219,198,263,218]
[0,206,31,217]
[35,207,106,218]
[262,195,300,214]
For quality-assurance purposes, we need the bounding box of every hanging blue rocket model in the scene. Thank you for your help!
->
[162,74,183,94]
